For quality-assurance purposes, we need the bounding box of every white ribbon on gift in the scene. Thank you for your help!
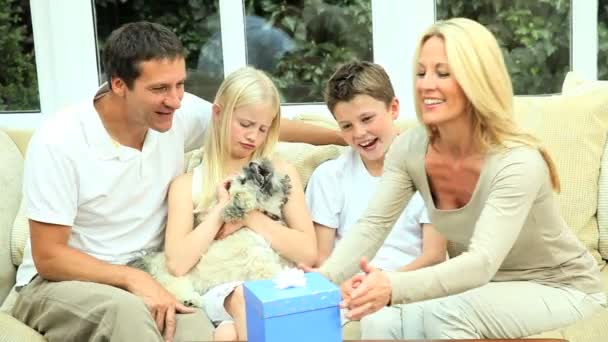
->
[273,268,307,289]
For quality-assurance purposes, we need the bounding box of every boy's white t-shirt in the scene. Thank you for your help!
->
[15,87,212,286]
[305,148,430,271]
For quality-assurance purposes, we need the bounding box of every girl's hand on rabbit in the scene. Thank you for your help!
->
[216,220,245,239]
[216,176,233,206]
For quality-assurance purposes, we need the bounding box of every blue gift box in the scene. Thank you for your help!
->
[244,272,342,342]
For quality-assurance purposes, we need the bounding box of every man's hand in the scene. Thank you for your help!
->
[126,269,195,342]
[343,257,392,321]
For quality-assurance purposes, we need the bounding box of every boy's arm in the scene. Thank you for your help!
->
[314,223,337,267]
[280,118,346,145]
[399,223,447,272]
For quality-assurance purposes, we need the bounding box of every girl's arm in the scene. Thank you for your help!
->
[245,160,317,266]
[314,223,337,267]
[164,174,227,276]
[399,223,447,272]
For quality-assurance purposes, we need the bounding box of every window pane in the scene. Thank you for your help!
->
[94,0,221,102]
[0,0,40,112]
[436,0,571,95]
[244,0,373,103]
[599,0,608,80]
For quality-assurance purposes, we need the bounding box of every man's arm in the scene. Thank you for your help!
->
[30,220,142,286]
[280,118,346,145]
[30,220,194,338]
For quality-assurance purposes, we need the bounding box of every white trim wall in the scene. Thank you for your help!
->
[220,0,247,76]
[372,0,434,118]
[0,0,601,127]
[0,0,98,128]
[572,0,598,80]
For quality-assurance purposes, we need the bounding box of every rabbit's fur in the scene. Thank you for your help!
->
[129,158,293,307]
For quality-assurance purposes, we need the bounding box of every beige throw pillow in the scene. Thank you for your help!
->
[561,72,608,260]
[512,78,608,263]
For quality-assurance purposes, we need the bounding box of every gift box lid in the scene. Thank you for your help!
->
[244,272,341,318]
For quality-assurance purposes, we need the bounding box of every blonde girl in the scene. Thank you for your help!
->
[164,67,316,341]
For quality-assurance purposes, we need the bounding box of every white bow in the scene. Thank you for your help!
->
[273,268,307,289]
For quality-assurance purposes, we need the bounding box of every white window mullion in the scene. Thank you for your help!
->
[0,0,98,128]
[372,0,434,119]
[32,0,98,115]
[572,0,598,81]
[219,0,247,76]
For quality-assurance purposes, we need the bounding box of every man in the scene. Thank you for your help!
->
[11,21,342,342]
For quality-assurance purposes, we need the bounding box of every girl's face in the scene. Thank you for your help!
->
[415,36,468,126]
[229,102,275,160]
[333,94,398,164]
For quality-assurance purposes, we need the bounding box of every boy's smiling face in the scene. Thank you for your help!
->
[333,94,399,164]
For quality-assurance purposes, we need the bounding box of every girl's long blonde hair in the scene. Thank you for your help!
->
[413,18,560,191]
[199,67,281,209]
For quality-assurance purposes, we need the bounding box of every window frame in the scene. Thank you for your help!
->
[0,0,98,127]
[0,0,598,127]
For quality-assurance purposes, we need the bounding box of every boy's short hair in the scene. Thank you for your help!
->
[103,21,185,90]
[324,61,395,115]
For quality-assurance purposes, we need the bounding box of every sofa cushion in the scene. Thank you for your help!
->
[598,137,608,260]
[512,79,608,263]
[10,202,28,266]
[0,130,23,302]
[0,311,46,342]
[561,72,608,260]
[274,142,344,186]
[287,113,420,186]
[0,129,23,303]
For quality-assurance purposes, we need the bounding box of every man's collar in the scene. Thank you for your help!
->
[82,83,158,161]
[81,83,124,160]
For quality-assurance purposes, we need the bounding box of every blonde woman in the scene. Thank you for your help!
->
[317,18,606,339]
[164,67,316,341]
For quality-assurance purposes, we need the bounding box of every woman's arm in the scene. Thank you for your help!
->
[382,148,546,305]
[279,118,346,146]
[399,223,447,272]
[314,223,337,267]
[246,161,317,266]
[164,174,226,276]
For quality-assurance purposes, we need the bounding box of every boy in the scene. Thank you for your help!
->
[305,61,447,337]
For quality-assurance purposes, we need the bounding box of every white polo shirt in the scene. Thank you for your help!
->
[305,148,430,271]
[15,87,211,286]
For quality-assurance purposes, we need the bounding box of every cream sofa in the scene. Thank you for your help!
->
[1,72,608,341]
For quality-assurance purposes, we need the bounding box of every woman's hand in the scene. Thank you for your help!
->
[343,257,392,320]
[340,273,364,308]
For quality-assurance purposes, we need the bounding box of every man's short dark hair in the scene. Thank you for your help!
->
[103,21,184,89]
[325,61,395,115]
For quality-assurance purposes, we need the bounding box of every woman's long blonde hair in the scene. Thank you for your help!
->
[199,67,281,209]
[413,18,560,191]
